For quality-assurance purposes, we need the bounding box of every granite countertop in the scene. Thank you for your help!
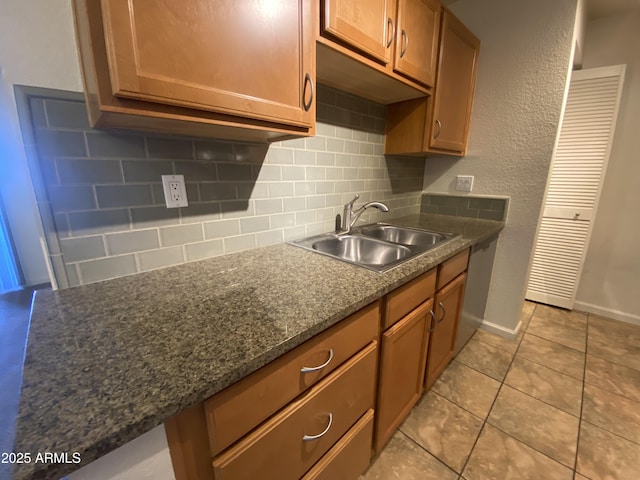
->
[12,214,503,480]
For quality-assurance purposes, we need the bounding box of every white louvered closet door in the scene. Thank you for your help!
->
[526,65,626,309]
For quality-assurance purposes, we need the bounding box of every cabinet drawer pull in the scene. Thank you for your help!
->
[300,348,334,373]
[436,302,446,324]
[386,18,395,48]
[303,73,314,112]
[302,413,333,441]
[428,309,437,332]
[434,119,442,139]
[400,29,409,58]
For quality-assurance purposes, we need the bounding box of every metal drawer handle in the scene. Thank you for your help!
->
[300,348,334,373]
[428,309,437,333]
[303,73,314,112]
[434,119,442,139]
[386,17,395,48]
[400,29,409,57]
[436,302,446,324]
[303,413,333,441]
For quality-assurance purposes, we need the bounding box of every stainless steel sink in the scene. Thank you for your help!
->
[311,234,411,267]
[290,223,459,272]
[355,224,454,247]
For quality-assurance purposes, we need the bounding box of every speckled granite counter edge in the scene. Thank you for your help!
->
[13,214,503,480]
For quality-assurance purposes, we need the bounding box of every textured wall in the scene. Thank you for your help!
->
[25,85,424,287]
[423,0,578,333]
[575,11,640,324]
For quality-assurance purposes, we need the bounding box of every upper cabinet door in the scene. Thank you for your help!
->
[429,9,480,153]
[394,0,440,87]
[322,0,394,65]
[101,0,315,128]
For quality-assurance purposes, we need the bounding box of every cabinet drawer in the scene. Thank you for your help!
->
[437,248,470,289]
[384,269,436,329]
[206,302,379,455]
[212,342,378,480]
[302,409,374,480]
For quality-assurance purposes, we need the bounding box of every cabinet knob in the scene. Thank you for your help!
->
[400,29,409,58]
[303,73,314,112]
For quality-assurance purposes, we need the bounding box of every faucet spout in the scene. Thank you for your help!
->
[340,194,389,233]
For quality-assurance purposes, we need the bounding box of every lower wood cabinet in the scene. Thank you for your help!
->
[166,302,380,480]
[165,248,473,479]
[212,342,377,480]
[301,409,374,480]
[375,298,434,452]
[425,271,467,389]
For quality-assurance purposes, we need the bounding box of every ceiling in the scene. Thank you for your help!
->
[442,0,640,20]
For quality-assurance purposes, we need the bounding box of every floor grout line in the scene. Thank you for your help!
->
[456,305,532,477]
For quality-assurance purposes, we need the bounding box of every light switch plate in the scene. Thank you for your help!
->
[161,175,188,208]
[456,175,474,192]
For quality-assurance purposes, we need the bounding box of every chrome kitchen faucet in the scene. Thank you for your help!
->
[340,193,389,234]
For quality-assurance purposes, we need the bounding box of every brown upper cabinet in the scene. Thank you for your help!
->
[393,0,441,87]
[385,7,480,156]
[318,0,440,104]
[322,0,394,66]
[73,0,316,142]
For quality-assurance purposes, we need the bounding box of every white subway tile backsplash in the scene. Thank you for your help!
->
[240,216,270,234]
[283,197,306,213]
[296,210,316,225]
[306,167,326,181]
[28,84,424,286]
[203,219,240,239]
[138,246,184,271]
[294,150,316,165]
[160,224,203,247]
[256,229,284,247]
[184,239,224,261]
[106,229,160,255]
[223,234,256,253]
[294,182,315,196]
[270,213,296,229]
[282,166,306,181]
[255,198,283,215]
[267,147,294,164]
[268,182,294,198]
[256,165,282,181]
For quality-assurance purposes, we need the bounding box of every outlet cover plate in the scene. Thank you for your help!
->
[161,175,188,208]
[455,175,474,192]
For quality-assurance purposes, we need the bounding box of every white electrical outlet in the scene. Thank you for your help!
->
[161,175,188,208]
[455,175,474,192]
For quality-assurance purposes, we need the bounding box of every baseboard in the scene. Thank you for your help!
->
[479,319,519,340]
[574,301,640,327]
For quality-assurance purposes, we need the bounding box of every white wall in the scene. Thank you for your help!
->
[66,426,175,480]
[0,0,83,285]
[423,0,578,335]
[575,10,640,324]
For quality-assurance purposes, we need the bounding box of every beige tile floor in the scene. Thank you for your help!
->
[361,301,640,480]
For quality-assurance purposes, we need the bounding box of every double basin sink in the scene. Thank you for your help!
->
[291,223,459,272]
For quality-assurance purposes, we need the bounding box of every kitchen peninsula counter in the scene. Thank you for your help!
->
[11,214,503,480]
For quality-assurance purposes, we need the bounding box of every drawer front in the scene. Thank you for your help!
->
[384,268,436,329]
[437,248,470,289]
[212,342,378,480]
[206,301,379,455]
[302,409,374,480]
